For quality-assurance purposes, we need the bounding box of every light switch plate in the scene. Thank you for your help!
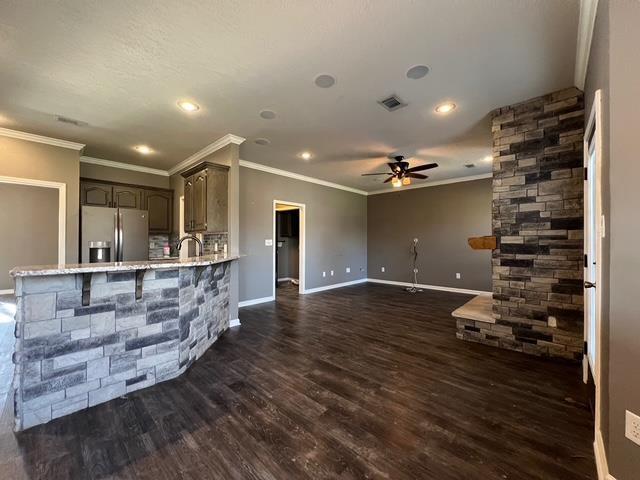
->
[346,267,350,273]
[322,271,326,278]
[456,273,461,279]
[265,239,273,246]
[330,270,334,276]
[381,267,385,273]
[626,410,640,447]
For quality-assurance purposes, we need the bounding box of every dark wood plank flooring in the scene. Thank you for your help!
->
[0,284,595,479]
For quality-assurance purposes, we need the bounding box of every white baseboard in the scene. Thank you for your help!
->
[366,278,491,296]
[277,277,296,283]
[594,429,616,480]
[302,278,367,294]
[229,318,241,328]
[238,295,275,308]
[0,289,14,295]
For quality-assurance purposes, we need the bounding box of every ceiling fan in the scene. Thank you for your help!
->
[362,155,438,187]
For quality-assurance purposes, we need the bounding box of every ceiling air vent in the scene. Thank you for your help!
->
[378,94,407,112]
[56,115,88,127]
[464,163,476,168]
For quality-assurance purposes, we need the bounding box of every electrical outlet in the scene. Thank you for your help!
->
[346,267,350,273]
[330,270,334,276]
[456,273,461,279]
[322,271,326,278]
[265,239,273,246]
[381,266,385,273]
[626,410,640,447]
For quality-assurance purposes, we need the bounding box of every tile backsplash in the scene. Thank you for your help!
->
[149,234,170,259]
[149,233,228,258]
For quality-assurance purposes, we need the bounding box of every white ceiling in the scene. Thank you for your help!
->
[0,0,579,191]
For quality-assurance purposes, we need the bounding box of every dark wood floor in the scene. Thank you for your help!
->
[0,284,595,479]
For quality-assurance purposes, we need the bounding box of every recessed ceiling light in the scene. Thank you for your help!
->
[314,74,336,88]
[134,145,153,155]
[300,151,312,160]
[483,155,493,162]
[255,138,271,146]
[177,101,200,112]
[406,65,430,79]
[259,109,276,119]
[435,102,456,114]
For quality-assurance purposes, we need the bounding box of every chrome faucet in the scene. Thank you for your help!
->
[176,235,204,257]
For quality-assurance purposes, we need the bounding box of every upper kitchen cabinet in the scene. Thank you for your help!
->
[81,181,112,207]
[80,179,173,234]
[113,185,143,209]
[144,190,173,233]
[181,162,229,233]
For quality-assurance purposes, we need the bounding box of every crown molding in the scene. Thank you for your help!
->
[0,127,85,151]
[575,0,599,90]
[80,156,169,176]
[367,172,493,195]
[239,160,368,196]
[168,133,246,175]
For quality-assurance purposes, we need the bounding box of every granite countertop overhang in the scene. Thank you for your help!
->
[10,254,240,277]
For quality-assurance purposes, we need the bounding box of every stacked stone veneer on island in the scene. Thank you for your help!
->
[12,259,232,430]
[457,87,585,360]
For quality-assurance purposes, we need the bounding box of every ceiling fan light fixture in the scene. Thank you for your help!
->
[392,177,402,188]
[402,177,411,186]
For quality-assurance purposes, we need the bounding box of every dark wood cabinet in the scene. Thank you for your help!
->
[144,190,173,233]
[81,182,112,207]
[113,186,142,209]
[80,178,173,234]
[182,163,228,233]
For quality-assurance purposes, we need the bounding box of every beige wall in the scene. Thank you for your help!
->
[239,166,367,301]
[80,162,170,189]
[367,178,492,291]
[0,136,80,263]
[0,184,59,289]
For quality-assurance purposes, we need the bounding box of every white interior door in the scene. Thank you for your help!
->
[583,90,603,388]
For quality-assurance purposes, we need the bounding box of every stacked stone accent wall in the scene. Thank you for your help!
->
[12,263,230,430]
[458,87,585,360]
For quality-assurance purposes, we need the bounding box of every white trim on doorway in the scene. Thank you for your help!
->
[584,89,610,479]
[0,175,66,265]
[273,200,306,298]
[574,0,600,90]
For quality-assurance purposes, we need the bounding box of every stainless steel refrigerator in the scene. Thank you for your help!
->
[81,206,149,263]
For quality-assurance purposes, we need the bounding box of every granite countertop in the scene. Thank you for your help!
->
[10,254,240,277]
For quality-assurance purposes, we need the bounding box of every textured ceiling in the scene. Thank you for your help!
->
[0,0,579,191]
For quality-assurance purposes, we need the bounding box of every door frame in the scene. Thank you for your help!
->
[583,89,603,435]
[272,200,305,297]
[0,175,66,294]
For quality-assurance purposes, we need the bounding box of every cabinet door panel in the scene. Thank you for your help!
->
[113,186,142,209]
[184,178,194,232]
[144,190,173,233]
[81,182,112,207]
[192,173,207,231]
[206,168,228,232]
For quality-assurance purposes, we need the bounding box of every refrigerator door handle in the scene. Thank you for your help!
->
[118,211,124,261]
[114,211,119,261]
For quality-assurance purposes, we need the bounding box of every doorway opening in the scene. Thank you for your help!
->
[583,90,603,447]
[273,201,305,297]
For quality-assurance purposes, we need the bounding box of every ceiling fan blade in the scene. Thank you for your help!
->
[361,173,392,176]
[407,173,428,179]
[383,176,394,183]
[406,163,438,173]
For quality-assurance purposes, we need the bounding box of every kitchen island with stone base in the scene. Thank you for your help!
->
[10,255,237,430]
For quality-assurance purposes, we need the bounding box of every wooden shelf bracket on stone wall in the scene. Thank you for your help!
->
[467,236,497,250]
